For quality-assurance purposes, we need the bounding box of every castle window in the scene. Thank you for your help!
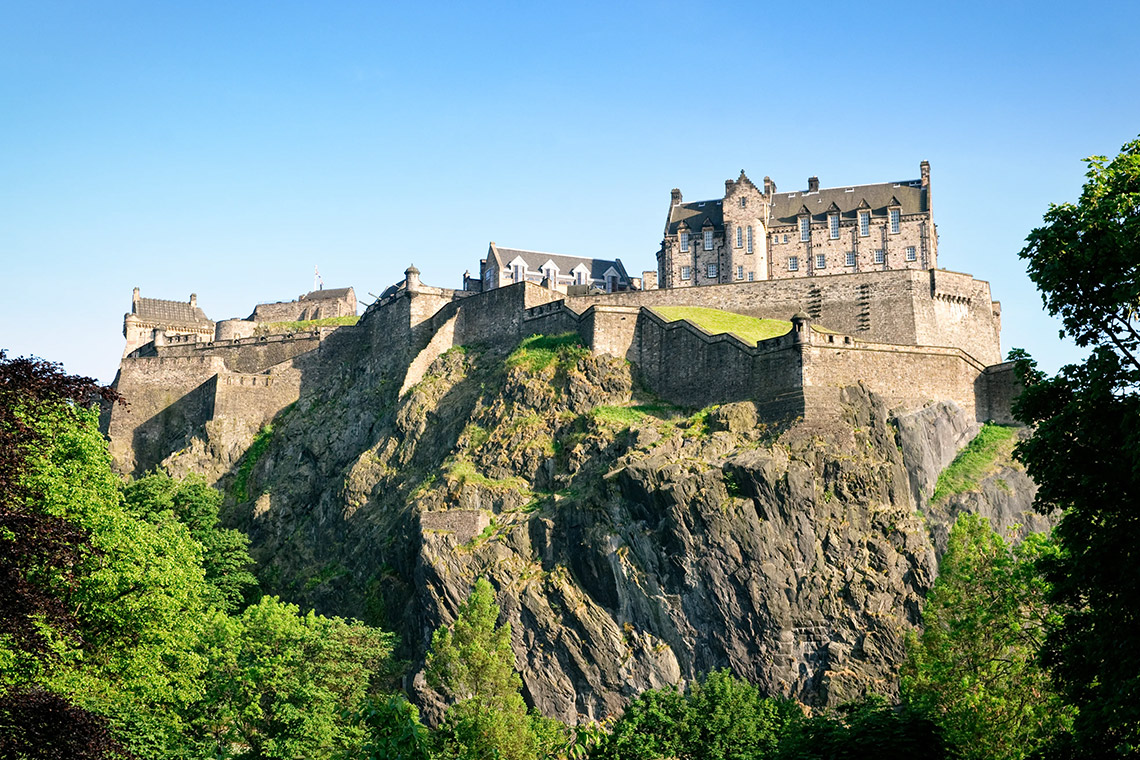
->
[513,265,524,283]
[788,257,799,271]
[816,254,826,270]
[680,231,689,252]
[575,270,587,285]
[747,271,755,281]
[846,251,856,267]
[747,226,753,253]
[739,196,746,209]
[704,229,714,250]
[859,211,870,237]
[736,226,743,248]
[829,214,839,239]
[874,249,885,264]
[783,234,789,243]
[736,265,744,280]
[800,217,810,241]
[890,208,900,233]
[706,263,718,279]
[681,265,692,280]
[906,246,917,261]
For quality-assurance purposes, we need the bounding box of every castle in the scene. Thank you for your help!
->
[105,164,1016,477]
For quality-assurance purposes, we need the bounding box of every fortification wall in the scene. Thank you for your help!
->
[108,355,226,475]
[215,319,257,341]
[635,310,806,417]
[980,362,1021,425]
[151,330,330,374]
[213,369,302,435]
[801,335,987,421]
[566,269,1000,363]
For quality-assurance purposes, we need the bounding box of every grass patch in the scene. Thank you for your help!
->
[653,307,792,346]
[446,458,530,492]
[931,424,1017,504]
[233,423,274,502]
[506,333,589,373]
[591,405,647,428]
[257,315,359,334]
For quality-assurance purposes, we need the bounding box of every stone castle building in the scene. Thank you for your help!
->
[122,288,215,357]
[472,242,633,294]
[658,162,935,288]
[250,287,356,323]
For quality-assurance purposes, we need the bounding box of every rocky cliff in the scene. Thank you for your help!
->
[151,330,1043,724]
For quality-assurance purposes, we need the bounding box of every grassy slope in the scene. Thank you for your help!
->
[931,423,1018,503]
[653,306,792,346]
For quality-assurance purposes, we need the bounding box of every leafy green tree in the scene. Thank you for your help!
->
[591,670,792,760]
[123,472,257,612]
[902,513,1072,759]
[776,696,946,760]
[427,577,566,760]
[353,693,434,760]
[1014,136,1140,754]
[188,595,394,760]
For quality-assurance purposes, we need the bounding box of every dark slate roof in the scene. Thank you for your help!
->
[491,245,630,281]
[666,200,724,235]
[134,297,213,327]
[768,179,926,226]
[300,287,354,301]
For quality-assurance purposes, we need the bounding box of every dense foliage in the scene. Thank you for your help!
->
[1014,136,1140,754]
[903,513,1071,759]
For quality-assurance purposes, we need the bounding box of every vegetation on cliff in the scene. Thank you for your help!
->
[653,306,792,345]
[929,423,1016,504]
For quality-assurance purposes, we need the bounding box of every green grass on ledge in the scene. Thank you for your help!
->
[258,315,359,333]
[653,307,792,346]
[931,423,1017,504]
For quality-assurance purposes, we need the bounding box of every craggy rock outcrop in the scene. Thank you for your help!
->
[150,331,1040,725]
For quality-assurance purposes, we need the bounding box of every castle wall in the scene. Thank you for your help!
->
[980,362,1021,425]
[252,290,357,323]
[150,330,330,374]
[566,269,1000,364]
[215,319,257,341]
[213,369,302,435]
[634,310,806,418]
[108,355,226,475]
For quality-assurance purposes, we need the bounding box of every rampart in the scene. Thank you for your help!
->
[106,268,1019,476]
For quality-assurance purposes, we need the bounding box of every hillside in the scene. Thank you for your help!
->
[151,328,1046,724]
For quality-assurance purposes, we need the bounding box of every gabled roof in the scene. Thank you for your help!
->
[666,200,724,235]
[489,244,629,281]
[300,287,354,301]
[134,297,213,327]
[769,179,926,225]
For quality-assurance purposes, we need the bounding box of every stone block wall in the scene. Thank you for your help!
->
[768,214,932,279]
[212,369,302,437]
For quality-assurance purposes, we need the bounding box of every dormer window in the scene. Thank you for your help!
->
[703,229,714,250]
[829,214,839,239]
[680,231,689,252]
[890,208,901,234]
[575,269,587,285]
[736,227,743,248]
[859,211,870,237]
[513,264,525,283]
[799,216,810,241]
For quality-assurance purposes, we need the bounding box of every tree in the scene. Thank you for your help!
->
[1014,136,1140,753]
[426,577,565,760]
[775,696,947,760]
[123,472,257,612]
[902,513,1072,759]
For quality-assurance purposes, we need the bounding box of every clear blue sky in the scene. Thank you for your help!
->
[2,1,1138,382]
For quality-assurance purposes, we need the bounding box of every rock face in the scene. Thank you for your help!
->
[153,332,1040,725]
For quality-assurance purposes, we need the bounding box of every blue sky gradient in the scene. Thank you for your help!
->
[2,1,1138,381]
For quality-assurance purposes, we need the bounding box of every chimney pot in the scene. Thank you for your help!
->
[807,176,820,192]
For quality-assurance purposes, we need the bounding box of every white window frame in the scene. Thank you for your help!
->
[513,265,525,283]
[799,216,810,241]
[874,249,885,265]
[746,226,753,253]
[680,231,689,252]
[788,256,799,272]
[735,265,744,280]
[829,214,839,239]
[680,265,691,281]
[706,263,718,279]
[816,253,826,270]
[906,246,917,261]
[736,226,743,248]
[703,229,714,251]
[890,208,900,234]
[747,271,755,281]
[846,251,856,267]
[859,211,870,237]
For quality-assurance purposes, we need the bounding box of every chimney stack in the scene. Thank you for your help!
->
[189,293,197,308]
[764,176,776,195]
[807,176,820,192]
[920,160,931,187]
[671,188,683,206]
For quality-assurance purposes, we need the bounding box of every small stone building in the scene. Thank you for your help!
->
[122,288,214,357]
[250,287,357,323]
[473,242,633,294]
[658,162,936,288]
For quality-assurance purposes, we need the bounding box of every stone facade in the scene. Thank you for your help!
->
[250,287,356,323]
[122,288,215,357]
[659,162,936,288]
[106,264,1015,477]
